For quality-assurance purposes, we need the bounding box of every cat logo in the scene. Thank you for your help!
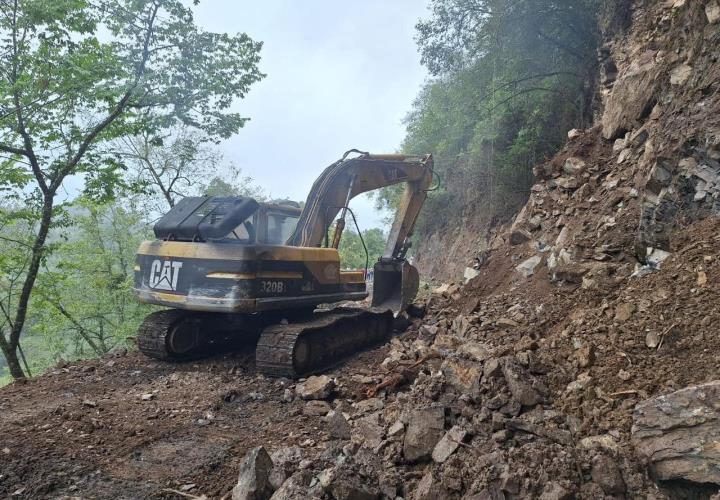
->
[148,260,183,291]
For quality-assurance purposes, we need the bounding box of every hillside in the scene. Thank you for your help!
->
[3,0,720,499]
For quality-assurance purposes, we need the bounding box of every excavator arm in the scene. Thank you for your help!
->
[289,150,434,312]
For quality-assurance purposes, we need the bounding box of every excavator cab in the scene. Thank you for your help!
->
[151,196,301,245]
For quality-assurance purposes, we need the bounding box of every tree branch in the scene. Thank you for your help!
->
[8,0,48,194]
[484,86,576,114]
[0,233,33,248]
[52,1,160,191]
[45,299,104,356]
[536,30,586,61]
[0,143,28,157]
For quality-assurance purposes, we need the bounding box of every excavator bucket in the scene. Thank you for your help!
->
[371,260,420,313]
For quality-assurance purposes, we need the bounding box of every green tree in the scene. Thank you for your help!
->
[201,172,265,201]
[32,200,152,364]
[0,203,37,377]
[338,227,387,270]
[120,128,224,212]
[382,0,601,236]
[118,125,266,218]
[0,0,263,379]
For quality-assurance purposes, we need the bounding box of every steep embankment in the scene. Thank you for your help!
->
[2,1,720,499]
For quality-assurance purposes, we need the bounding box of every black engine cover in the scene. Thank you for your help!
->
[153,196,259,241]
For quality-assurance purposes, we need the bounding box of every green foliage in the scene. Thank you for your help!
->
[0,203,39,373]
[32,200,154,361]
[382,0,601,235]
[202,173,266,201]
[0,0,264,379]
[338,227,387,270]
[0,0,264,195]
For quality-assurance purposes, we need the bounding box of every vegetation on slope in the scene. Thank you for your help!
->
[378,0,603,236]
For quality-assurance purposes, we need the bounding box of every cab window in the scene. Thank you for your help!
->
[267,212,299,245]
[225,214,256,243]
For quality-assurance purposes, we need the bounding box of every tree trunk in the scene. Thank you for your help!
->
[0,342,25,379]
[5,194,55,380]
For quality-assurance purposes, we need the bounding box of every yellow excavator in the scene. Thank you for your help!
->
[132,150,433,377]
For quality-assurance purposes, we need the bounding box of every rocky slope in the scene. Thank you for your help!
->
[228,1,720,498]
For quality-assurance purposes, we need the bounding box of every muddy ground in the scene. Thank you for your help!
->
[0,343,393,499]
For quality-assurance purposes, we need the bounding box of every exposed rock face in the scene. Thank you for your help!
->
[220,3,720,499]
[632,380,720,484]
[601,50,660,140]
[233,447,274,500]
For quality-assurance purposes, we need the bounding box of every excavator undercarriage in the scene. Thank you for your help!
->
[133,151,433,377]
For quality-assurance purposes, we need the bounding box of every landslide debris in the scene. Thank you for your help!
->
[225,1,720,498]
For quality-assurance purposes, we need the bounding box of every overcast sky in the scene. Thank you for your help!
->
[193,1,430,229]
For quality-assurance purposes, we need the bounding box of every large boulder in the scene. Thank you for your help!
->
[233,446,274,500]
[502,358,545,407]
[318,464,380,500]
[412,471,450,500]
[591,455,626,495]
[270,471,319,500]
[403,406,446,463]
[295,375,334,400]
[325,410,351,440]
[632,380,720,484]
[268,446,303,491]
[353,413,384,449]
[442,358,482,398]
[516,255,542,278]
[432,425,467,463]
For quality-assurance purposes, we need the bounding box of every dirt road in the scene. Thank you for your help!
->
[0,344,389,499]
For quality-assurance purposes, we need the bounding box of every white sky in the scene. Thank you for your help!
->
[193,1,430,229]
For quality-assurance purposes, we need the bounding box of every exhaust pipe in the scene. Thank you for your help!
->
[371,259,420,313]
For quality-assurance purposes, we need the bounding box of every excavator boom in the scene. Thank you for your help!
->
[290,150,433,311]
[290,151,433,252]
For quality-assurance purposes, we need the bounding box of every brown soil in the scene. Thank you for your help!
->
[0,344,392,499]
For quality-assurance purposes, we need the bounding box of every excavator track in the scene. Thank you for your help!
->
[137,309,199,361]
[255,308,394,378]
[137,309,266,361]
